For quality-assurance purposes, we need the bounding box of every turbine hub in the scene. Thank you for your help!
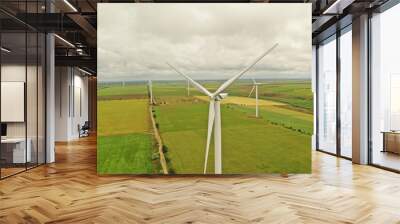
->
[215,93,228,100]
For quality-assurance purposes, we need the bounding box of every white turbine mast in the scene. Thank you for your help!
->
[187,79,190,96]
[248,78,266,118]
[148,80,154,105]
[167,43,278,174]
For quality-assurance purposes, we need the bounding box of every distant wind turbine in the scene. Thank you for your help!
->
[167,43,278,174]
[248,78,267,118]
[148,80,154,105]
[187,79,190,96]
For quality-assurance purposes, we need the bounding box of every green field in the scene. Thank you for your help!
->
[97,133,153,174]
[151,80,313,113]
[98,99,151,136]
[97,80,313,174]
[99,80,313,111]
[98,84,148,97]
[154,97,310,173]
[228,81,313,112]
[97,97,157,174]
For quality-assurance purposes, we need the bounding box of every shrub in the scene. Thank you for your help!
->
[152,152,160,160]
[169,168,176,174]
[162,145,169,153]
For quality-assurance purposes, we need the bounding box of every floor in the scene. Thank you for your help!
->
[372,150,400,171]
[0,136,400,223]
[0,167,26,178]
[1,163,44,179]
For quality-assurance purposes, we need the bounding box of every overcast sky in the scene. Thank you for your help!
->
[98,3,311,82]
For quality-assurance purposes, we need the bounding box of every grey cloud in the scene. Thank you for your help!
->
[98,3,311,82]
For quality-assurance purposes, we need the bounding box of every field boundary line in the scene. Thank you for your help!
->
[149,105,169,174]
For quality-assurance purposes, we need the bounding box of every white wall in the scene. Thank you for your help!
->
[77,72,89,138]
[1,82,25,122]
[1,65,26,128]
[70,73,89,139]
[55,66,70,141]
[1,63,46,164]
[0,65,39,138]
[55,67,89,141]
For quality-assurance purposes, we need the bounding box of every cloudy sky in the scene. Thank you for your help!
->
[98,4,311,82]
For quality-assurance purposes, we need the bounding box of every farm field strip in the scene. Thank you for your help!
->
[97,133,153,174]
[194,94,313,121]
[160,124,311,174]
[97,97,158,174]
[98,80,312,111]
[98,85,148,97]
[97,81,313,174]
[193,95,313,135]
[194,95,286,106]
[98,99,151,136]
[154,97,311,174]
[148,81,312,111]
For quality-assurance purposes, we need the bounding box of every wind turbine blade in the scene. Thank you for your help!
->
[204,100,215,174]
[248,85,255,97]
[213,43,278,97]
[166,62,213,97]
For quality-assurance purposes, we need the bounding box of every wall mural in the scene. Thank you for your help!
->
[97,3,312,174]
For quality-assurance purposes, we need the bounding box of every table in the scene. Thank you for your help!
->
[382,131,400,154]
[1,138,31,163]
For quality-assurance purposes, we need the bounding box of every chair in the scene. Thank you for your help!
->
[79,121,90,138]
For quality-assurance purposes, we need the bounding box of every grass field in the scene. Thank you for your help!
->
[228,82,313,112]
[98,99,151,136]
[97,133,153,174]
[195,95,313,135]
[99,80,313,112]
[154,97,311,173]
[97,97,156,174]
[151,80,313,113]
[195,95,286,106]
[98,84,148,97]
[97,79,313,174]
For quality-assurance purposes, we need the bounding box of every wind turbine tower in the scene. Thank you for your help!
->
[148,80,154,105]
[248,78,266,118]
[167,43,278,174]
[187,79,190,96]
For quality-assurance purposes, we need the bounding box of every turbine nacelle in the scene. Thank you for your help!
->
[213,93,228,101]
[252,78,264,86]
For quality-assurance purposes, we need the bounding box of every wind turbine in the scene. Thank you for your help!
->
[187,79,190,96]
[167,43,278,174]
[248,78,266,118]
[148,80,154,105]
